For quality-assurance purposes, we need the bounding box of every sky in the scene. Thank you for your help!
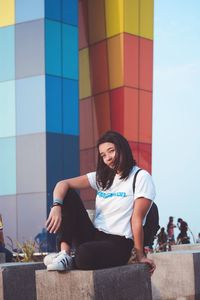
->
[152,1,200,241]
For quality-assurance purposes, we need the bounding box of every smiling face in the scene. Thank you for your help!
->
[99,142,117,169]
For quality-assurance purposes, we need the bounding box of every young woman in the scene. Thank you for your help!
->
[45,131,156,273]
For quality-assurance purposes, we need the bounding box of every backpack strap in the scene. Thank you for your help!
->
[133,168,142,194]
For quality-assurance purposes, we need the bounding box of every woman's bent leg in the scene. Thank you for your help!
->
[58,189,96,248]
[75,233,133,270]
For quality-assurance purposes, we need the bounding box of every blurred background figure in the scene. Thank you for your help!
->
[157,227,168,252]
[177,218,190,244]
[167,216,176,250]
[0,214,13,262]
[196,233,200,243]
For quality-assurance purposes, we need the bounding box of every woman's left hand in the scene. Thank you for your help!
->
[138,256,156,275]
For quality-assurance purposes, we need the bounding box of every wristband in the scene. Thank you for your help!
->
[53,198,63,206]
[51,202,62,209]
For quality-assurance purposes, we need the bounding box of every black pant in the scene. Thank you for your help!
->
[58,189,133,270]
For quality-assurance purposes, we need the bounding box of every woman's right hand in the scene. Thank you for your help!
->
[46,206,62,234]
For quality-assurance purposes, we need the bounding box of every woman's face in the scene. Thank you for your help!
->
[99,142,116,169]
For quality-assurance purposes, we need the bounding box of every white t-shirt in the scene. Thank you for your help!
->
[87,166,156,239]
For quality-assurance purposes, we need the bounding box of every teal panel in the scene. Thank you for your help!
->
[16,0,44,23]
[46,75,62,133]
[0,26,15,81]
[45,0,61,21]
[0,81,15,138]
[62,24,78,80]
[63,79,79,135]
[62,0,78,26]
[16,76,45,135]
[0,137,16,195]
[45,20,62,76]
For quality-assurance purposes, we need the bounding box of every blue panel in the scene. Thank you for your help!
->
[0,26,15,81]
[15,20,44,79]
[0,81,15,138]
[45,20,62,76]
[62,24,78,80]
[46,133,63,192]
[63,79,79,135]
[0,137,16,195]
[16,76,45,135]
[63,134,80,179]
[45,0,61,21]
[62,0,78,26]
[16,0,44,23]
[46,75,62,133]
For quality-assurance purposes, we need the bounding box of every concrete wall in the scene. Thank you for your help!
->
[171,243,200,251]
[149,250,200,300]
[0,262,45,300]
[36,264,152,300]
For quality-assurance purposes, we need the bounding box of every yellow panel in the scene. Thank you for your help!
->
[107,34,124,89]
[124,0,139,36]
[79,48,92,100]
[140,0,154,39]
[0,0,15,27]
[105,0,124,38]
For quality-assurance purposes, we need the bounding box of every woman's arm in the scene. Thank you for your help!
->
[46,175,91,234]
[131,197,156,273]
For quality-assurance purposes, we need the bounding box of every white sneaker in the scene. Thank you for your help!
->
[43,252,58,266]
[47,250,73,271]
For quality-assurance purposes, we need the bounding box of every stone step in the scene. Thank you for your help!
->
[36,264,152,300]
[0,262,45,300]
[148,250,200,300]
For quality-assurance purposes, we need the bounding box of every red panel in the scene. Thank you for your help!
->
[79,0,89,49]
[129,141,139,166]
[80,97,95,149]
[138,142,152,173]
[124,87,139,141]
[139,38,153,91]
[80,147,96,202]
[90,40,109,95]
[93,92,111,140]
[124,33,139,88]
[139,90,152,143]
[110,87,124,134]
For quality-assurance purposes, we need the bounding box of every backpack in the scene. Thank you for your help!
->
[133,169,160,247]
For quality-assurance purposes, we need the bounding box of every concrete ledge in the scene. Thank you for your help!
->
[171,243,200,251]
[36,264,152,300]
[0,262,45,300]
[0,253,5,263]
[148,250,200,300]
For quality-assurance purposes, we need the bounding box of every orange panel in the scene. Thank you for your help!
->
[110,87,124,135]
[139,37,153,91]
[138,142,152,173]
[87,0,106,44]
[107,34,124,89]
[80,97,95,149]
[139,90,152,143]
[124,87,139,141]
[90,40,109,95]
[124,33,139,88]
[93,92,111,140]
[79,0,89,49]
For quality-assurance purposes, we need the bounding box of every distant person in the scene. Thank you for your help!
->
[0,214,13,262]
[167,216,176,250]
[157,227,168,251]
[196,233,200,243]
[177,218,190,244]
